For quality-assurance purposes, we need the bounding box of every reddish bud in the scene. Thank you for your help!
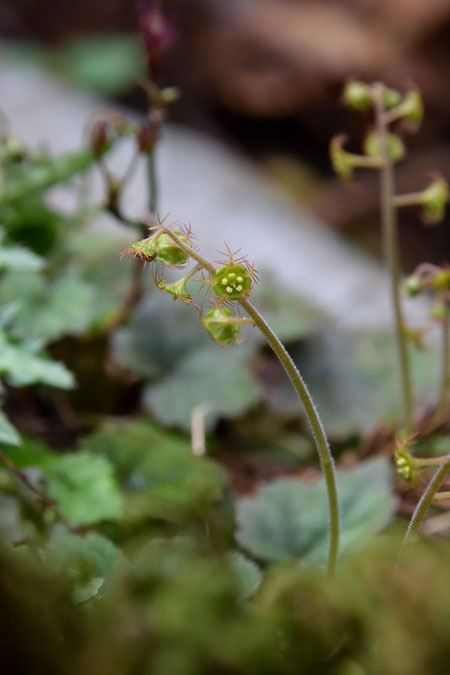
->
[138,124,158,153]
[138,1,177,79]
[90,120,110,157]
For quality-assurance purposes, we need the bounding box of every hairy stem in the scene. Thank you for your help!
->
[434,304,449,423]
[162,227,340,577]
[240,297,340,577]
[403,455,450,545]
[374,83,413,434]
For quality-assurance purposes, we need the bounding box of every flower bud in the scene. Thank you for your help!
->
[395,446,417,483]
[203,307,240,345]
[421,177,448,223]
[213,264,253,301]
[138,1,177,80]
[157,276,192,304]
[384,87,402,110]
[400,90,424,126]
[432,269,450,293]
[430,301,449,322]
[343,81,372,111]
[90,120,111,157]
[155,230,192,266]
[160,86,181,106]
[330,135,354,181]
[404,275,422,297]
[364,131,405,163]
[137,124,158,153]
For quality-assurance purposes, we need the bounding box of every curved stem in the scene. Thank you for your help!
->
[374,84,413,434]
[240,298,340,577]
[403,455,450,545]
[162,226,341,576]
[434,305,449,423]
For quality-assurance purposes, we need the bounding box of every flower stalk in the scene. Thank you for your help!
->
[374,83,413,434]
[403,455,450,545]
[160,226,341,577]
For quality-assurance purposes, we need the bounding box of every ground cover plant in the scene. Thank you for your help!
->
[0,3,449,674]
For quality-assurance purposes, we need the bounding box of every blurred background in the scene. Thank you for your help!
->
[1,0,450,266]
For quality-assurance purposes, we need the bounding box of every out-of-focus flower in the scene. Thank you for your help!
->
[138,1,177,80]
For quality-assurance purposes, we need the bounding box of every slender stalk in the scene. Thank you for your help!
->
[162,227,340,577]
[374,83,413,434]
[240,297,340,577]
[414,455,450,468]
[0,448,74,530]
[392,192,427,209]
[434,304,449,423]
[403,455,450,544]
[107,148,158,330]
[148,149,158,216]
[434,491,450,501]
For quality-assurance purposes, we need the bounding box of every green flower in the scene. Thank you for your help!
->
[395,447,417,483]
[364,131,405,163]
[213,264,253,301]
[155,231,192,266]
[400,90,424,126]
[421,177,448,223]
[203,307,241,345]
[343,81,372,111]
[330,135,354,181]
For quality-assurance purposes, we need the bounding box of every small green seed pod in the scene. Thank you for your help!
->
[395,447,417,483]
[128,236,158,263]
[404,275,423,297]
[213,264,252,301]
[364,131,405,163]
[203,307,240,345]
[421,177,449,223]
[432,269,450,293]
[330,135,354,181]
[155,230,192,266]
[400,90,424,126]
[430,301,449,322]
[343,81,372,111]
[384,87,402,110]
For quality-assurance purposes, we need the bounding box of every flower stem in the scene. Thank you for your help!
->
[434,303,449,423]
[403,455,450,544]
[162,226,340,577]
[240,297,340,578]
[434,491,450,501]
[415,455,450,467]
[374,83,413,434]
[392,191,427,209]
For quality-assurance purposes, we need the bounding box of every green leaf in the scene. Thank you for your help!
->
[236,457,396,566]
[228,552,262,601]
[0,330,74,389]
[0,240,45,272]
[0,149,95,206]
[46,532,123,603]
[82,420,227,522]
[42,452,123,525]
[112,293,206,379]
[143,343,260,431]
[0,409,21,446]
[262,329,440,436]
[59,35,145,95]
